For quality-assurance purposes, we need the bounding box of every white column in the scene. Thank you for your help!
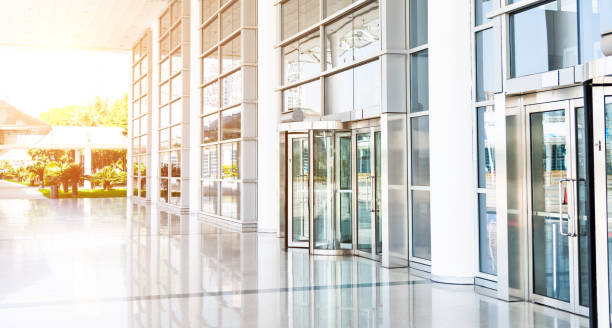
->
[257,0,281,233]
[428,0,476,283]
[151,20,161,205]
[189,0,201,213]
[83,146,92,189]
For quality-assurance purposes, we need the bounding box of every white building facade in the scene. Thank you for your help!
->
[127,0,612,324]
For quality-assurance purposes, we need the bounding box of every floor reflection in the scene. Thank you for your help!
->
[0,199,590,327]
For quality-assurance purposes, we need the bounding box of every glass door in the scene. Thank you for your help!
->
[336,132,353,250]
[288,134,309,248]
[354,128,381,260]
[526,100,587,315]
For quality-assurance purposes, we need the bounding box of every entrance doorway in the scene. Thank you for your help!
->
[525,99,589,315]
[285,126,383,260]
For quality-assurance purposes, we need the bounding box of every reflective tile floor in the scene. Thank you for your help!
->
[0,198,589,327]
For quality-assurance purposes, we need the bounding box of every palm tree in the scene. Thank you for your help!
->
[91,166,126,191]
[27,162,46,187]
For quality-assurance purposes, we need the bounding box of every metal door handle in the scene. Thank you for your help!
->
[558,178,571,236]
[370,175,379,213]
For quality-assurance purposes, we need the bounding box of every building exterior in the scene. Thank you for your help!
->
[126,0,612,324]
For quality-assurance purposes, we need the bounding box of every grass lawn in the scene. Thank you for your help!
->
[39,188,127,199]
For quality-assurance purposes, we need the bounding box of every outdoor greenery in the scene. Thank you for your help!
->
[39,95,128,135]
[39,188,127,199]
[0,95,129,198]
[90,166,127,191]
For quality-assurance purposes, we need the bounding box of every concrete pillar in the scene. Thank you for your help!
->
[428,0,476,283]
[83,146,92,189]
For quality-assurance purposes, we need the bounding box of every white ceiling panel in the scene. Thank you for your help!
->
[0,0,169,51]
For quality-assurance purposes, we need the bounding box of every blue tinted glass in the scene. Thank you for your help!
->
[409,0,428,48]
[579,0,610,63]
[410,50,429,112]
[476,28,495,101]
[509,0,578,78]
[475,0,493,26]
[478,193,497,275]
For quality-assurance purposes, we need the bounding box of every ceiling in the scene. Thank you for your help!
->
[0,0,169,51]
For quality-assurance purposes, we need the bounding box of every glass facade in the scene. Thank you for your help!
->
[281,1,381,116]
[475,29,494,102]
[476,106,496,275]
[132,32,151,199]
[159,0,187,206]
[201,0,252,220]
[409,0,430,261]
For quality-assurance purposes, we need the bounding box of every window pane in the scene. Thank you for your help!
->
[171,74,182,100]
[202,180,219,214]
[221,35,241,73]
[160,10,171,35]
[409,0,428,48]
[160,152,170,177]
[283,41,299,84]
[171,50,182,75]
[221,181,240,219]
[161,58,170,82]
[478,192,497,275]
[221,0,241,39]
[201,145,218,179]
[202,18,219,53]
[170,99,182,125]
[298,32,321,80]
[171,150,181,177]
[160,81,170,105]
[202,114,219,143]
[221,142,240,179]
[352,2,380,61]
[160,128,170,151]
[170,23,181,50]
[283,80,321,113]
[410,116,429,186]
[579,0,610,63]
[325,15,352,69]
[202,0,219,23]
[412,190,431,260]
[325,69,353,115]
[221,106,241,140]
[171,125,182,149]
[476,28,495,102]
[299,0,319,31]
[160,34,170,58]
[203,50,220,83]
[410,49,429,112]
[170,179,181,205]
[160,105,170,128]
[172,1,182,24]
[475,0,493,26]
[282,0,298,40]
[160,178,169,202]
[477,106,496,189]
[509,0,578,78]
[354,61,380,111]
[221,71,242,107]
[202,82,220,114]
[325,0,352,17]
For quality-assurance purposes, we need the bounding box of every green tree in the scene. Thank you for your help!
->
[38,94,128,135]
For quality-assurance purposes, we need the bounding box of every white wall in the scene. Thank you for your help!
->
[428,0,476,283]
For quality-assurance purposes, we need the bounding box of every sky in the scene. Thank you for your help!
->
[0,46,130,118]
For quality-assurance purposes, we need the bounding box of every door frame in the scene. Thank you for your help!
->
[525,99,587,315]
[288,133,310,248]
[592,81,612,328]
[353,126,382,261]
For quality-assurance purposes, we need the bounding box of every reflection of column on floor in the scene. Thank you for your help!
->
[84,146,92,189]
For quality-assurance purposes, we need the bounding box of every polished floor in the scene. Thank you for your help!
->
[0,198,588,327]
